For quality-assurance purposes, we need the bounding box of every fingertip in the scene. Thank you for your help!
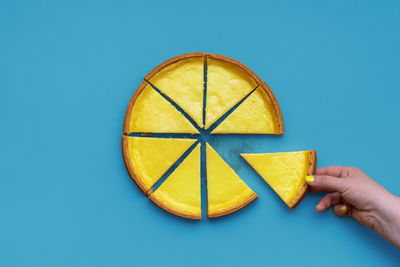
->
[305,175,314,183]
[334,205,348,216]
[315,203,325,212]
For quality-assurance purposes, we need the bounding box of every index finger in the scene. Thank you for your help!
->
[307,174,345,193]
[315,166,347,177]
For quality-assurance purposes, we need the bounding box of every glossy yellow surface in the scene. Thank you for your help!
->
[205,58,259,129]
[241,151,311,206]
[128,85,198,133]
[212,87,279,134]
[206,143,256,217]
[124,136,196,192]
[149,57,204,127]
[305,176,314,183]
[150,144,201,219]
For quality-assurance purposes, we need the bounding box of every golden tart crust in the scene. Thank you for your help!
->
[288,150,317,209]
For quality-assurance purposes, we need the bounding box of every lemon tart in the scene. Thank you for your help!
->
[241,151,317,209]
[211,83,284,134]
[149,143,201,219]
[122,52,317,219]
[206,143,257,218]
[145,52,205,128]
[123,81,199,134]
[205,54,262,129]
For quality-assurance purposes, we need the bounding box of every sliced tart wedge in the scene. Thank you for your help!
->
[211,83,284,134]
[123,81,199,134]
[149,143,201,220]
[205,54,262,129]
[145,53,205,128]
[241,150,317,209]
[122,136,196,194]
[206,143,258,218]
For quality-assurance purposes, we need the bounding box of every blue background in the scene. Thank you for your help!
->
[1,0,400,266]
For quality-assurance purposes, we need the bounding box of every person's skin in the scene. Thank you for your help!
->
[305,166,400,249]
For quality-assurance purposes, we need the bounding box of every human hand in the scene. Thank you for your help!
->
[306,166,400,249]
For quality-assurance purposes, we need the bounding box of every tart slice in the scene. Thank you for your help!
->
[206,143,258,218]
[123,82,199,134]
[211,84,284,134]
[205,54,262,129]
[241,150,317,209]
[145,53,205,128]
[149,143,201,220]
[122,136,196,194]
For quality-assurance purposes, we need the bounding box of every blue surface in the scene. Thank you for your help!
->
[1,0,400,266]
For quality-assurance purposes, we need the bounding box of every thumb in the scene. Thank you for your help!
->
[306,175,345,192]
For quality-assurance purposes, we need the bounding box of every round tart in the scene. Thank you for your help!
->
[122,52,315,219]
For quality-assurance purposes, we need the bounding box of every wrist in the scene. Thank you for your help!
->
[372,193,400,249]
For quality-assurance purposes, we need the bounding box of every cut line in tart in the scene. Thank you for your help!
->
[211,83,284,134]
[241,150,317,209]
[145,52,205,128]
[122,135,197,194]
[206,143,258,218]
[149,143,201,220]
[123,81,199,134]
[205,54,262,129]
[122,52,317,220]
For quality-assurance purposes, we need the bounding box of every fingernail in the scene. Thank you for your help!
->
[315,204,322,212]
[305,175,314,183]
[340,205,347,212]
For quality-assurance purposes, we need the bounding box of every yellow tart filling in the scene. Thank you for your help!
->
[148,57,204,128]
[127,84,198,133]
[150,144,201,219]
[122,136,196,193]
[205,58,259,129]
[212,87,279,134]
[206,143,257,217]
[241,151,315,207]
